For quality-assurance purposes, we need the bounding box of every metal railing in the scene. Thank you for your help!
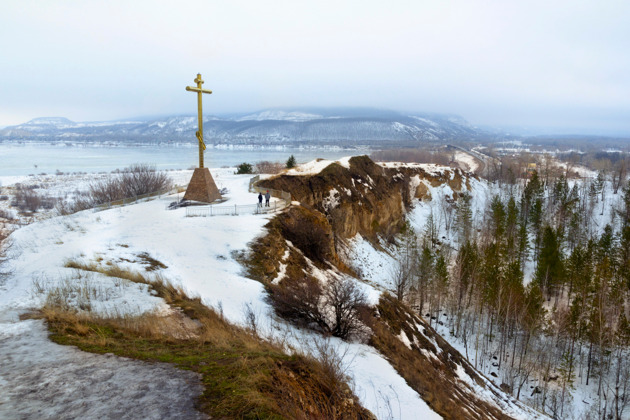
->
[186,200,284,217]
[185,175,292,217]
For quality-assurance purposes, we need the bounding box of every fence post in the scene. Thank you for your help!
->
[210,205,213,216]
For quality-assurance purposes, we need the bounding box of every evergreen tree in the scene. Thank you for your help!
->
[505,196,519,260]
[457,192,473,244]
[534,226,564,298]
[489,195,506,241]
[236,162,253,174]
[286,154,297,169]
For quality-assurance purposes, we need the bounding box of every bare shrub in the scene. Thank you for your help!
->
[311,338,353,391]
[121,163,173,197]
[66,164,172,212]
[270,275,328,332]
[269,275,369,340]
[0,225,10,266]
[255,161,284,174]
[12,186,43,212]
[391,257,413,302]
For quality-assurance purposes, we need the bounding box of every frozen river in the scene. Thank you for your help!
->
[0,142,367,177]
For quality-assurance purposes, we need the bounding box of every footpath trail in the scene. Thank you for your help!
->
[0,316,207,420]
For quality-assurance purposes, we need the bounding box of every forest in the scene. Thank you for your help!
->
[392,153,630,419]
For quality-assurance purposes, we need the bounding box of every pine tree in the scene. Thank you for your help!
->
[489,195,506,241]
[457,192,473,244]
[286,155,297,169]
[534,225,564,298]
[505,196,519,261]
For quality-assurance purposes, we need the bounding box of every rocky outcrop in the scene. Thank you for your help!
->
[258,156,467,243]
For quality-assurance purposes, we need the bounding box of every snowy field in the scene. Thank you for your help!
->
[0,167,441,419]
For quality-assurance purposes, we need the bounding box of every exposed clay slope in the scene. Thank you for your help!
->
[258,156,455,240]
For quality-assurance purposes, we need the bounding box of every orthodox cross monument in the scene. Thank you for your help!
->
[183,73,222,203]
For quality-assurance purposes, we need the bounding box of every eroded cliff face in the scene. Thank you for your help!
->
[257,155,467,242]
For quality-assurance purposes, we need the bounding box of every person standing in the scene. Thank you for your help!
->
[258,192,263,208]
[265,190,271,207]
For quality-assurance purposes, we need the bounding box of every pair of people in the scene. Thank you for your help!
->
[258,190,271,207]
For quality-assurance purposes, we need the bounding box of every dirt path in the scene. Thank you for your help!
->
[0,316,207,420]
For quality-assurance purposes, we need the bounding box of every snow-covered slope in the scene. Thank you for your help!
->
[0,168,440,419]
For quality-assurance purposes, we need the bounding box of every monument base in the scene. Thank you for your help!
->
[183,168,222,203]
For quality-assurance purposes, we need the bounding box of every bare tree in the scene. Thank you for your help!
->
[325,277,369,339]
[391,257,413,302]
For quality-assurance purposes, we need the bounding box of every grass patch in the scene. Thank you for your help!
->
[136,252,168,271]
[46,260,371,419]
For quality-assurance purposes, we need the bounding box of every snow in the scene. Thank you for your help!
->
[284,158,336,175]
[454,151,480,172]
[322,188,341,211]
[398,330,412,349]
[0,168,442,420]
[339,234,548,419]
[377,161,448,177]
[337,156,353,168]
[409,175,422,199]
[283,155,357,176]
[349,344,441,420]
[0,175,31,187]
[339,234,397,298]
[271,245,291,285]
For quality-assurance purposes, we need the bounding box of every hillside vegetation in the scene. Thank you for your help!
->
[250,156,540,419]
[41,261,374,419]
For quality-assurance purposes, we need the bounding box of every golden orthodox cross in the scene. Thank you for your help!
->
[186,73,212,168]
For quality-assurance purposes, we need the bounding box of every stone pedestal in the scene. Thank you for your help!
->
[183,168,222,203]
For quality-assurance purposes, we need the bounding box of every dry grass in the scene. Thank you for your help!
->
[43,260,373,419]
[370,294,514,420]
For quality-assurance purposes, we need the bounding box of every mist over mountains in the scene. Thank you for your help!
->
[0,108,488,146]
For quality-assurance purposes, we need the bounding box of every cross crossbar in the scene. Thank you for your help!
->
[185,86,213,94]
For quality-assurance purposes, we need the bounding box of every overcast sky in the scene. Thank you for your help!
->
[1,0,629,135]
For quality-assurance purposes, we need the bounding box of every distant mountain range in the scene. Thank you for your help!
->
[0,108,489,146]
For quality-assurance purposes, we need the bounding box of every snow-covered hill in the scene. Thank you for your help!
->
[0,160,556,419]
[0,108,486,145]
[0,168,440,419]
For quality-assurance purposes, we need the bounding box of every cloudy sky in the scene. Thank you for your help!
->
[1,0,629,135]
